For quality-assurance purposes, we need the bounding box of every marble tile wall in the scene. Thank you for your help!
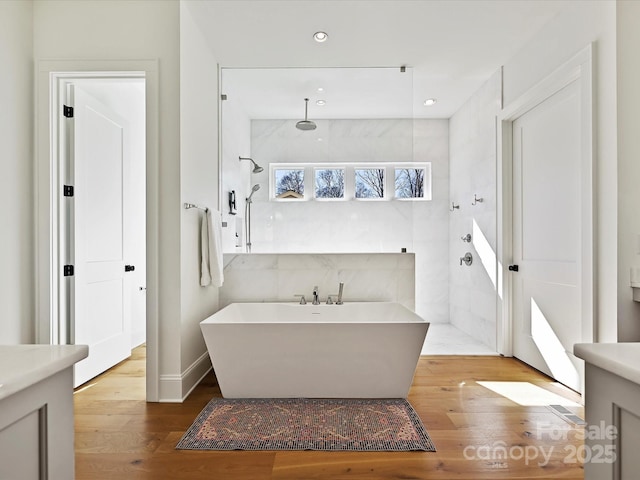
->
[220,95,251,251]
[448,69,502,349]
[231,118,449,323]
[219,253,415,312]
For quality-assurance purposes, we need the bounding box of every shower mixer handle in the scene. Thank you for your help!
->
[460,252,473,266]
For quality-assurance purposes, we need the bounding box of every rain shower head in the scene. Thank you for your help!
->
[239,156,264,173]
[296,98,317,131]
[246,184,260,203]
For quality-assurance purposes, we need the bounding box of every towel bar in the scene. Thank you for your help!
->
[184,202,209,213]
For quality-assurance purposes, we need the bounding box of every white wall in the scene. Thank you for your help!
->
[244,118,449,323]
[413,120,450,324]
[0,1,34,344]
[449,69,501,349]
[220,91,251,251]
[502,0,618,342]
[616,0,640,342]
[0,1,35,344]
[248,119,415,252]
[178,1,221,399]
[220,253,415,312]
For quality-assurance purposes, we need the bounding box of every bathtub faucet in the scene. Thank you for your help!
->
[312,286,320,305]
[336,282,344,305]
[327,282,345,305]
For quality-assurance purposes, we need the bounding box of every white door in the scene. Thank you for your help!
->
[511,78,584,392]
[71,85,132,386]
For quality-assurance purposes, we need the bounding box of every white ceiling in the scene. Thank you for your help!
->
[187,0,570,119]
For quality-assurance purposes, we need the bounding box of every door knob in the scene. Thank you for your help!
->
[125,265,135,272]
[508,264,519,272]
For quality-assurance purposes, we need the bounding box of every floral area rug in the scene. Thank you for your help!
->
[176,398,435,452]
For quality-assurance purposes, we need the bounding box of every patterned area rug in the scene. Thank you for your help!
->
[176,398,435,452]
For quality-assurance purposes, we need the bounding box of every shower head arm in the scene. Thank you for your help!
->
[295,98,317,131]
[239,156,264,173]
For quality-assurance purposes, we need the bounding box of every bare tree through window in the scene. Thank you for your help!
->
[275,169,305,197]
[395,168,425,198]
[315,169,345,198]
[355,168,385,198]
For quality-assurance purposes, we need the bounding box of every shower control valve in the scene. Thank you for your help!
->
[294,294,307,305]
[461,233,472,242]
[459,252,473,266]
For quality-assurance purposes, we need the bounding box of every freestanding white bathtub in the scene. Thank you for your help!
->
[200,302,429,398]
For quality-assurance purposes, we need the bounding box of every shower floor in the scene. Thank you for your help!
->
[422,323,497,355]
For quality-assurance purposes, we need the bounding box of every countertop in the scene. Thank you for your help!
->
[0,345,88,401]
[574,342,640,386]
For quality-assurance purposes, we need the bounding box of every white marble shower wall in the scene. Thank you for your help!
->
[219,253,415,311]
[233,118,449,323]
[448,69,502,349]
[220,93,251,251]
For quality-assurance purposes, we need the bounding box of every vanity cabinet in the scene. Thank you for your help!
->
[574,343,640,480]
[0,345,88,480]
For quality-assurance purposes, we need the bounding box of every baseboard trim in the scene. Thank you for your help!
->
[158,351,212,403]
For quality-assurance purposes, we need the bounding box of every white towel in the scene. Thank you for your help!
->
[200,209,224,287]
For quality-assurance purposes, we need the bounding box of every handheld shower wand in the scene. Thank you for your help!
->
[245,184,260,252]
[246,183,260,203]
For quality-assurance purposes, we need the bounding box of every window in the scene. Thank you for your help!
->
[355,168,385,199]
[270,162,430,201]
[315,168,345,199]
[395,167,428,199]
[274,168,305,199]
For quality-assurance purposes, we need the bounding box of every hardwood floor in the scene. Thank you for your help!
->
[74,347,585,479]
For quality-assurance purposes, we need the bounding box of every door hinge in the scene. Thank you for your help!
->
[63,185,74,197]
[63,105,74,118]
[221,94,227,101]
[63,265,74,276]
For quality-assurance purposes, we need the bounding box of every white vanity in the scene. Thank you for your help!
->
[574,342,640,480]
[0,345,88,480]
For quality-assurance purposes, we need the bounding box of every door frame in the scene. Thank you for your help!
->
[496,44,595,356]
[36,60,159,401]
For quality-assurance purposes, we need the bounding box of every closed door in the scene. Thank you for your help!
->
[511,78,584,392]
[71,85,132,387]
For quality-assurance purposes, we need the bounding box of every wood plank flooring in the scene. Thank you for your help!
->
[74,346,585,479]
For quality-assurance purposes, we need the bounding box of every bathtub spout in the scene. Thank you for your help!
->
[312,286,320,305]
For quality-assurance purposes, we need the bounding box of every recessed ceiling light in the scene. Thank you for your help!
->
[423,98,437,107]
[316,100,326,106]
[317,87,324,92]
[313,31,329,43]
